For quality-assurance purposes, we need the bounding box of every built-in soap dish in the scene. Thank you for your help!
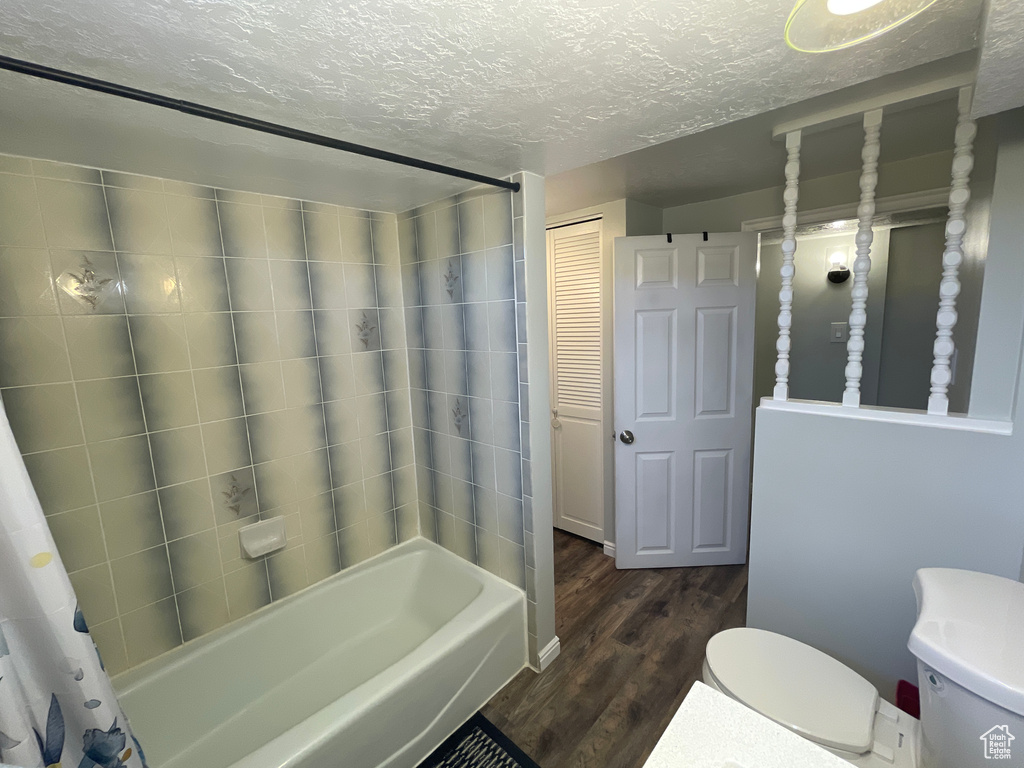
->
[238,518,287,559]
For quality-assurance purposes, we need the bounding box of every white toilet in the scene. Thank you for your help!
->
[702,568,1024,768]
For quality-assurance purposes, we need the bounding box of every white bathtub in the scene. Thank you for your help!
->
[113,538,528,768]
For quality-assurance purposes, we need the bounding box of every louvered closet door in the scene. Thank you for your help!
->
[548,219,605,542]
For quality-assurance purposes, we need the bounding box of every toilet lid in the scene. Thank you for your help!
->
[705,628,879,754]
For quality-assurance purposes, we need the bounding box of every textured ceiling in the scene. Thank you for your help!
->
[546,57,969,215]
[974,0,1024,118]
[0,0,986,210]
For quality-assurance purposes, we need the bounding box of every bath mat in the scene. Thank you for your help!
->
[418,713,542,768]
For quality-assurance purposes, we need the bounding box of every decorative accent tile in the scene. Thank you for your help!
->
[451,397,467,436]
[54,252,120,313]
[212,468,256,522]
[442,258,462,302]
[351,308,381,351]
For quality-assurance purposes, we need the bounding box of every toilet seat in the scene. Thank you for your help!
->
[704,628,880,754]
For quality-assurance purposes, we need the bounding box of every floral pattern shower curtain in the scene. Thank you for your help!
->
[0,400,147,768]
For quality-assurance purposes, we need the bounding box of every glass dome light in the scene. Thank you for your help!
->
[786,0,940,53]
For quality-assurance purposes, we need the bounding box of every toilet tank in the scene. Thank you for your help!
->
[908,568,1024,768]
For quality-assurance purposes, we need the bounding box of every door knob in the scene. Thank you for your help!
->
[619,430,635,445]
[551,408,561,429]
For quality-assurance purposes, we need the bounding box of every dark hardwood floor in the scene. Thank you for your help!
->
[482,530,748,768]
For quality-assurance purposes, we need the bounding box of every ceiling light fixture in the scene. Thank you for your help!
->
[826,0,885,15]
[786,0,939,53]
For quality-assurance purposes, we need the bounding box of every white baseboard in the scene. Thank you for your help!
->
[603,540,616,558]
[538,636,561,671]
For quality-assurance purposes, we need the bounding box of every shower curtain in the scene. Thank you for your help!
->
[0,400,147,768]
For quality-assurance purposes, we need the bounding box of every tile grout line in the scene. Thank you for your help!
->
[102,178,188,652]
[32,167,132,669]
[168,182,233,638]
[213,191,272,615]
[295,199,332,585]
[367,210,402,551]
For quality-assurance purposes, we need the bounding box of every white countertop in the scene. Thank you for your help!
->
[643,682,852,768]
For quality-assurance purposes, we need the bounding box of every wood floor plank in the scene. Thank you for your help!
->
[483,530,749,768]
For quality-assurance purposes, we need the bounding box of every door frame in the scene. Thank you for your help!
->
[546,203,623,556]
[612,232,758,568]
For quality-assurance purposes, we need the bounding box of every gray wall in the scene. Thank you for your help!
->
[755,231,890,405]
[969,109,1024,419]
[876,222,946,411]
[746,111,1024,698]
[662,151,954,233]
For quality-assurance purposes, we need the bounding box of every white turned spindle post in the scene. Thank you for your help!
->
[842,109,883,407]
[928,87,976,416]
[774,130,801,401]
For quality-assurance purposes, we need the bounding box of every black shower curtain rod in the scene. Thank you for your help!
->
[0,54,520,193]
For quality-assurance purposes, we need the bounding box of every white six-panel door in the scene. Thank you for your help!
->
[614,233,757,568]
[548,219,606,542]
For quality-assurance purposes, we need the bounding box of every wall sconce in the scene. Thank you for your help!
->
[827,247,851,283]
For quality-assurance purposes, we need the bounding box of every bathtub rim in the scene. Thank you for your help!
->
[112,536,527,696]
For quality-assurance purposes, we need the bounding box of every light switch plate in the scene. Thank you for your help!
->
[830,322,849,343]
